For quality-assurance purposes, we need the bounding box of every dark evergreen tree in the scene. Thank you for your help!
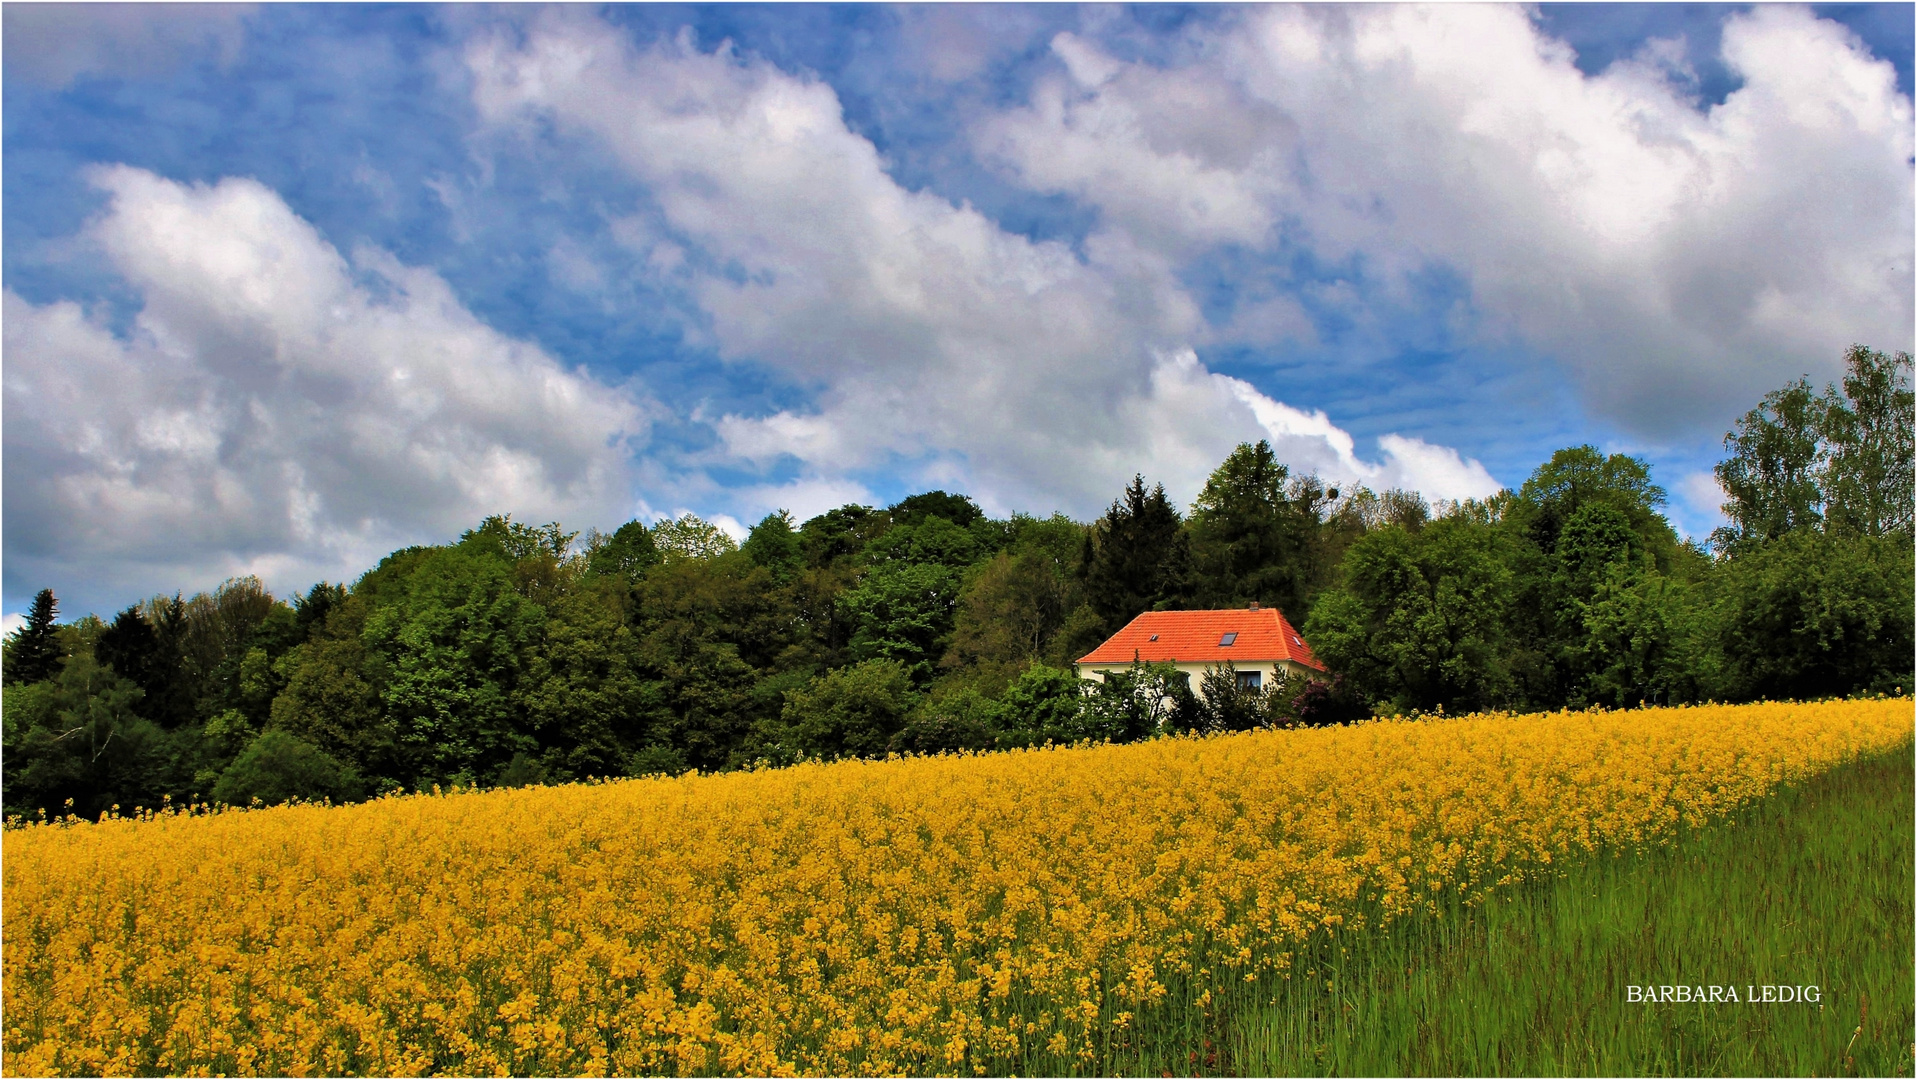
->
[3,626,175,818]
[4,589,64,686]
[292,583,348,640]
[1081,475,1190,633]
[95,606,190,727]
[1187,440,1317,616]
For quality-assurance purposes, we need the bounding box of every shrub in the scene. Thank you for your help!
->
[782,659,917,760]
[211,730,363,806]
[891,690,1002,755]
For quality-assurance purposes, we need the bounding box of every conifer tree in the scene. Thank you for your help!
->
[1082,475,1190,632]
[4,589,63,686]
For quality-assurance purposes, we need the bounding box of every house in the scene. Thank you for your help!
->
[1074,603,1325,696]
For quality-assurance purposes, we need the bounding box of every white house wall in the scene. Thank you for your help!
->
[1073,660,1319,699]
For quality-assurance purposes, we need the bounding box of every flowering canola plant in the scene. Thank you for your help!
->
[5,700,1911,1076]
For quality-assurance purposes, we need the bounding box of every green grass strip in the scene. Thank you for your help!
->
[1230,746,1916,1077]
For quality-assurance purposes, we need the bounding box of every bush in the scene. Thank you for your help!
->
[782,659,917,760]
[627,744,689,778]
[1080,660,1196,744]
[1288,674,1372,727]
[891,691,1002,755]
[496,751,549,788]
[997,664,1097,746]
[211,730,363,806]
[1192,663,1268,733]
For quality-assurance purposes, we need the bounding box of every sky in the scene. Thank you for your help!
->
[4,2,1912,624]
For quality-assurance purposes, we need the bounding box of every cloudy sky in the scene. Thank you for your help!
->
[4,3,1912,621]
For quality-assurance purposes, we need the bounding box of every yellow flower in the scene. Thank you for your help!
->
[4,700,1907,1076]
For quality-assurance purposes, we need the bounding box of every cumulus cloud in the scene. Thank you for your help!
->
[1673,469,1732,538]
[977,6,1914,438]
[2,3,253,88]
[3,166,647,610]
[465,13,1496,519]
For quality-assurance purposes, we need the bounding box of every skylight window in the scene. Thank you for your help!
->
[1219,632,1237,646]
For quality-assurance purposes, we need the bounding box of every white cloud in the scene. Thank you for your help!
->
[707,514,750,544]
[891,6,1053,84]
[4,166,647,610]
[465,13,1496,519]
[977,6,1914,438]
[2,3,253,88]
[1673,468,1732,540]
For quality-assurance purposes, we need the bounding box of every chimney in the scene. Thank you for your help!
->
[1248,602,1260,611]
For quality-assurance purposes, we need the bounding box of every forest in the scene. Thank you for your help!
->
[4,346,1911,816]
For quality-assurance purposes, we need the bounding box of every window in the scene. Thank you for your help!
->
[1219,632,1237,646]
[1236,669,1261,690]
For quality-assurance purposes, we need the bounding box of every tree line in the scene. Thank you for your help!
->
[5,346,1910,816]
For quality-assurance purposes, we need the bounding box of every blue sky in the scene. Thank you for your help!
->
[4,3,1912,621]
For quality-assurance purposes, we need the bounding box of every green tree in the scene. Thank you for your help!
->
[653,514,739,562]
[1542,504,1651,704]
[779,658,916,760]
[360,548,548,786]
[4,589,64,686]
[211,730,363,806]
[742,511,804,583]
[1709,531,1914,701]
[1305,518,1517,713]
[269,596,396,790]
[292,582,347,640]
[1080,658,1196,743]
[462,515,578,563]
[1187,441,1319,616]
[516,578,649,780]
[2,634,169,817]
[889,490,985,529]
[995,663,1093,745]
[1333,487,1432,535]
[1515,446,1671,557]
[1579,565,1701,707]
[890,690,1002,755]
[1191,662,1271,733]
[1712,379,1828,551]
[945,550,1077,684]
[630,552,801,772]
[95,607,166,720]
[842,562,965,683]
[586,520,663,582]
[1819,345,1914,541]
[797,504,890,571]
[865,514,983,569]
[1082,475,1190,633]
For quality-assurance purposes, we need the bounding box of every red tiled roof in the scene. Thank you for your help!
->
[1076,606,1325,671]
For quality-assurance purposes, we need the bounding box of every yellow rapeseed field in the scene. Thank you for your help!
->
[5,700,1910,1077]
